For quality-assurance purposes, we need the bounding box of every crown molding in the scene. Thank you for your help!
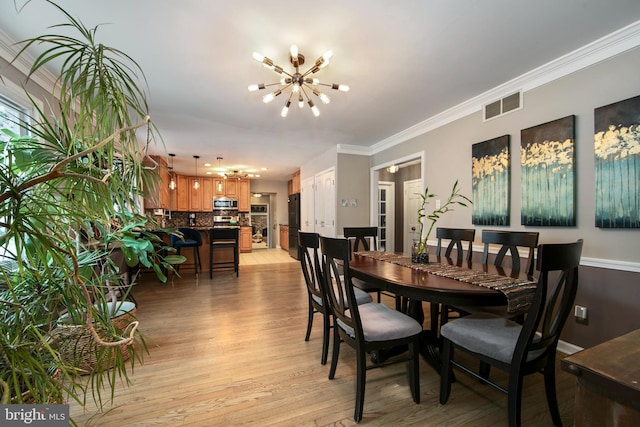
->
[0,27,58,96]
[369,19,640,155]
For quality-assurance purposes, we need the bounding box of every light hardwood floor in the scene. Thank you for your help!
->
[69,249,575,426]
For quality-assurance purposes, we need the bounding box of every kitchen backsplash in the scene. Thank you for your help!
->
[146,211,250,228]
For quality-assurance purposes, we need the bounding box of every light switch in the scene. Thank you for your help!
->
[351,199,357,207]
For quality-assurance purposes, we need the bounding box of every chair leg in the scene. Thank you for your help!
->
[409,339,420,403]
[507,371,524,427]
[304,299,314,342]
[439,338,453,404]
[354,348,366,423]
[321,311,331,365]
[328,327,341,380]
[543,357,562,426]
[479,361,491,383]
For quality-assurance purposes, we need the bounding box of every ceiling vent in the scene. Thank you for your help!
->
[483,91,522,121]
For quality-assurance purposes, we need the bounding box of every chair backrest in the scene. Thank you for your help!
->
[514,239,583,367]
[320,236,363,340]
[210,227,239,242]
[481,230,539,275]
[299,231,326,307]
[436,228,476,262]
[171,227,203,246]
[343,227,378,253]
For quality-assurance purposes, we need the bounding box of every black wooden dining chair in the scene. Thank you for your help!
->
[320,236,422,423]
[436,227,476,262]
[433,227,476,328]
[482,230,540,276]
[343,226,386,303]
[300,231,372,365]
[440,239,583,427]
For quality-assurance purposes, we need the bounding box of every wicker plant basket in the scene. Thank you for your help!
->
[51,301,136,375]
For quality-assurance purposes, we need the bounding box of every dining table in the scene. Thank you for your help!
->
[349,251,536,372]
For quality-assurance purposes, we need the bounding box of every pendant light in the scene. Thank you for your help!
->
[193,155,200,190]
[168,153,177,190]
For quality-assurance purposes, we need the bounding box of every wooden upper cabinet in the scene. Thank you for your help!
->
[288,169,301,195]
[225,179,238,197]
[238,178,250,212]
[176,175,189,211]
[189,178,202,211]
[201,177,213,211]
[213,178,226,196]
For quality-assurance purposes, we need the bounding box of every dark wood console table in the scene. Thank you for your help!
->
[562,328,640,426]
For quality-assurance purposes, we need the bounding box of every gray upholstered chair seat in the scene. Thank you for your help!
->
[440,312,544,364]
[312,285,372,307]
[337,303,423,342]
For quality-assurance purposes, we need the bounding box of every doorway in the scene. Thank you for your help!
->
[250,194,271,250]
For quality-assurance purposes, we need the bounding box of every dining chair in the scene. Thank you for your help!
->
[320,236,422,423]
[343,226,385,303]
[209,228,239,278]
[436,227,476,262]
[170,228,202,274]
[439,239,583,427]
[433,227,476,328]
[482,230,540,276]
[299,231,372,365]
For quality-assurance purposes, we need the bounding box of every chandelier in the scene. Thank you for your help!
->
[215,156,252,179]
[248,45,349,117]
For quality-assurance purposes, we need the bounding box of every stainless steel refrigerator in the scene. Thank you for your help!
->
[288,193,300,259]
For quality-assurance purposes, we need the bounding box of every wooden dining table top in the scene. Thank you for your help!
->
[349,252,533,307]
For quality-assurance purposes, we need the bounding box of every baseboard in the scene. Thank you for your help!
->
[557,339,583,355]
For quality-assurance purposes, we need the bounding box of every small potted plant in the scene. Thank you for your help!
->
[412,180,472,263]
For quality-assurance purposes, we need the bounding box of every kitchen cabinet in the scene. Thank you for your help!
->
[213,178,225,196]
[238,178,250,212]
[225,179,238,197]
[239,226,252,253]
[201,177,213,211]
[280,225,289,251]
[291,169,300,194]
[189,177,213,212]
[143,155,169,210]
[175,175,189,211]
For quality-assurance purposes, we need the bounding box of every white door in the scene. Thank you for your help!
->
[403,179,422,255]
[378,181,395,252]
[300,176,314,232]
[315,168,336,237]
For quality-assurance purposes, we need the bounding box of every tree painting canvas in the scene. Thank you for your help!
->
[594,95,640,228]
[472,135,510,225]
[521,116,576,226]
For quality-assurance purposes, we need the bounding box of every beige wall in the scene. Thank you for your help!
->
[369,47,640,348]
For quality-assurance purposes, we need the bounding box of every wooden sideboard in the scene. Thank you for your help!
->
[562,328,640,426]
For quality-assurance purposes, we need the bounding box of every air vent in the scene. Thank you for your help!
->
[484,91,522,121]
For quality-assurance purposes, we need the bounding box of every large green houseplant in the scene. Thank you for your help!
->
[0,0,182,409]
[412,179,472,263]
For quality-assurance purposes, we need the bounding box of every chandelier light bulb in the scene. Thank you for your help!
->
[319,93,330,104]
[289,44,298,59]
[292,84,300,93]
[252,51,264,62]
[281,100,291,117]
[338,84,350,92]
[298,95,304,108]
[248,84,259,92]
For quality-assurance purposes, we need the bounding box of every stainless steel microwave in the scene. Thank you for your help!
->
[213,196,238,210]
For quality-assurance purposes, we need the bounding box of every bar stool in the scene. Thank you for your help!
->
[209,228,239,278]
[170,228,202,273]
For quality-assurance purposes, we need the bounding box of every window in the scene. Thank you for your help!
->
[0,94,29,143]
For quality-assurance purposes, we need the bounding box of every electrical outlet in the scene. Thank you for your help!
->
[574,305,588,324]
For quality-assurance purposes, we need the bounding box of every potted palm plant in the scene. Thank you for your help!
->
[0,0,182,408]
[412,179,472,263]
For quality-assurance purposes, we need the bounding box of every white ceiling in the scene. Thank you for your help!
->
[1,0,640,181]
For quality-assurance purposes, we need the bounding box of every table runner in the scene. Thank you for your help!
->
[354,251,537,314]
